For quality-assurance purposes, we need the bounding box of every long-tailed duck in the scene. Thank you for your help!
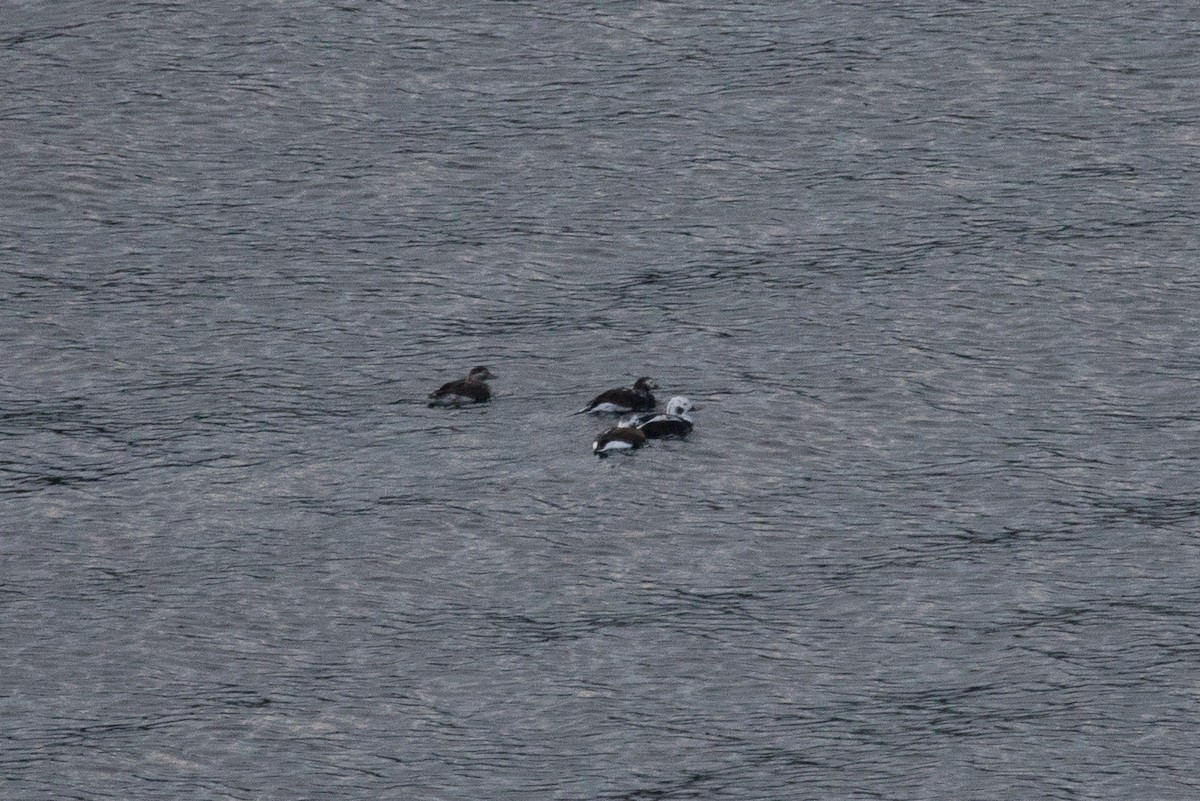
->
[427,366,495,407]
[621,396,697,438]
[592,424,647,456]
[574,377,658,415]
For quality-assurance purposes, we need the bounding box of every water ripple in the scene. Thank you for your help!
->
[5,0,1200,799]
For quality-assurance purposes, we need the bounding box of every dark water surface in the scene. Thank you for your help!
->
[4,1,1199,799]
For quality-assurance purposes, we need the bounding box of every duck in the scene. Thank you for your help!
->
[620,396,697,438]
[574,377,658,415]
[592,424,647,456]
[427,366,496,407]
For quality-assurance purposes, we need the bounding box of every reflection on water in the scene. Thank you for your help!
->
[4,1,1200,799]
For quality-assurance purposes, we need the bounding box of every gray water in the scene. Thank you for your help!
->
[3,1,1199,799]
